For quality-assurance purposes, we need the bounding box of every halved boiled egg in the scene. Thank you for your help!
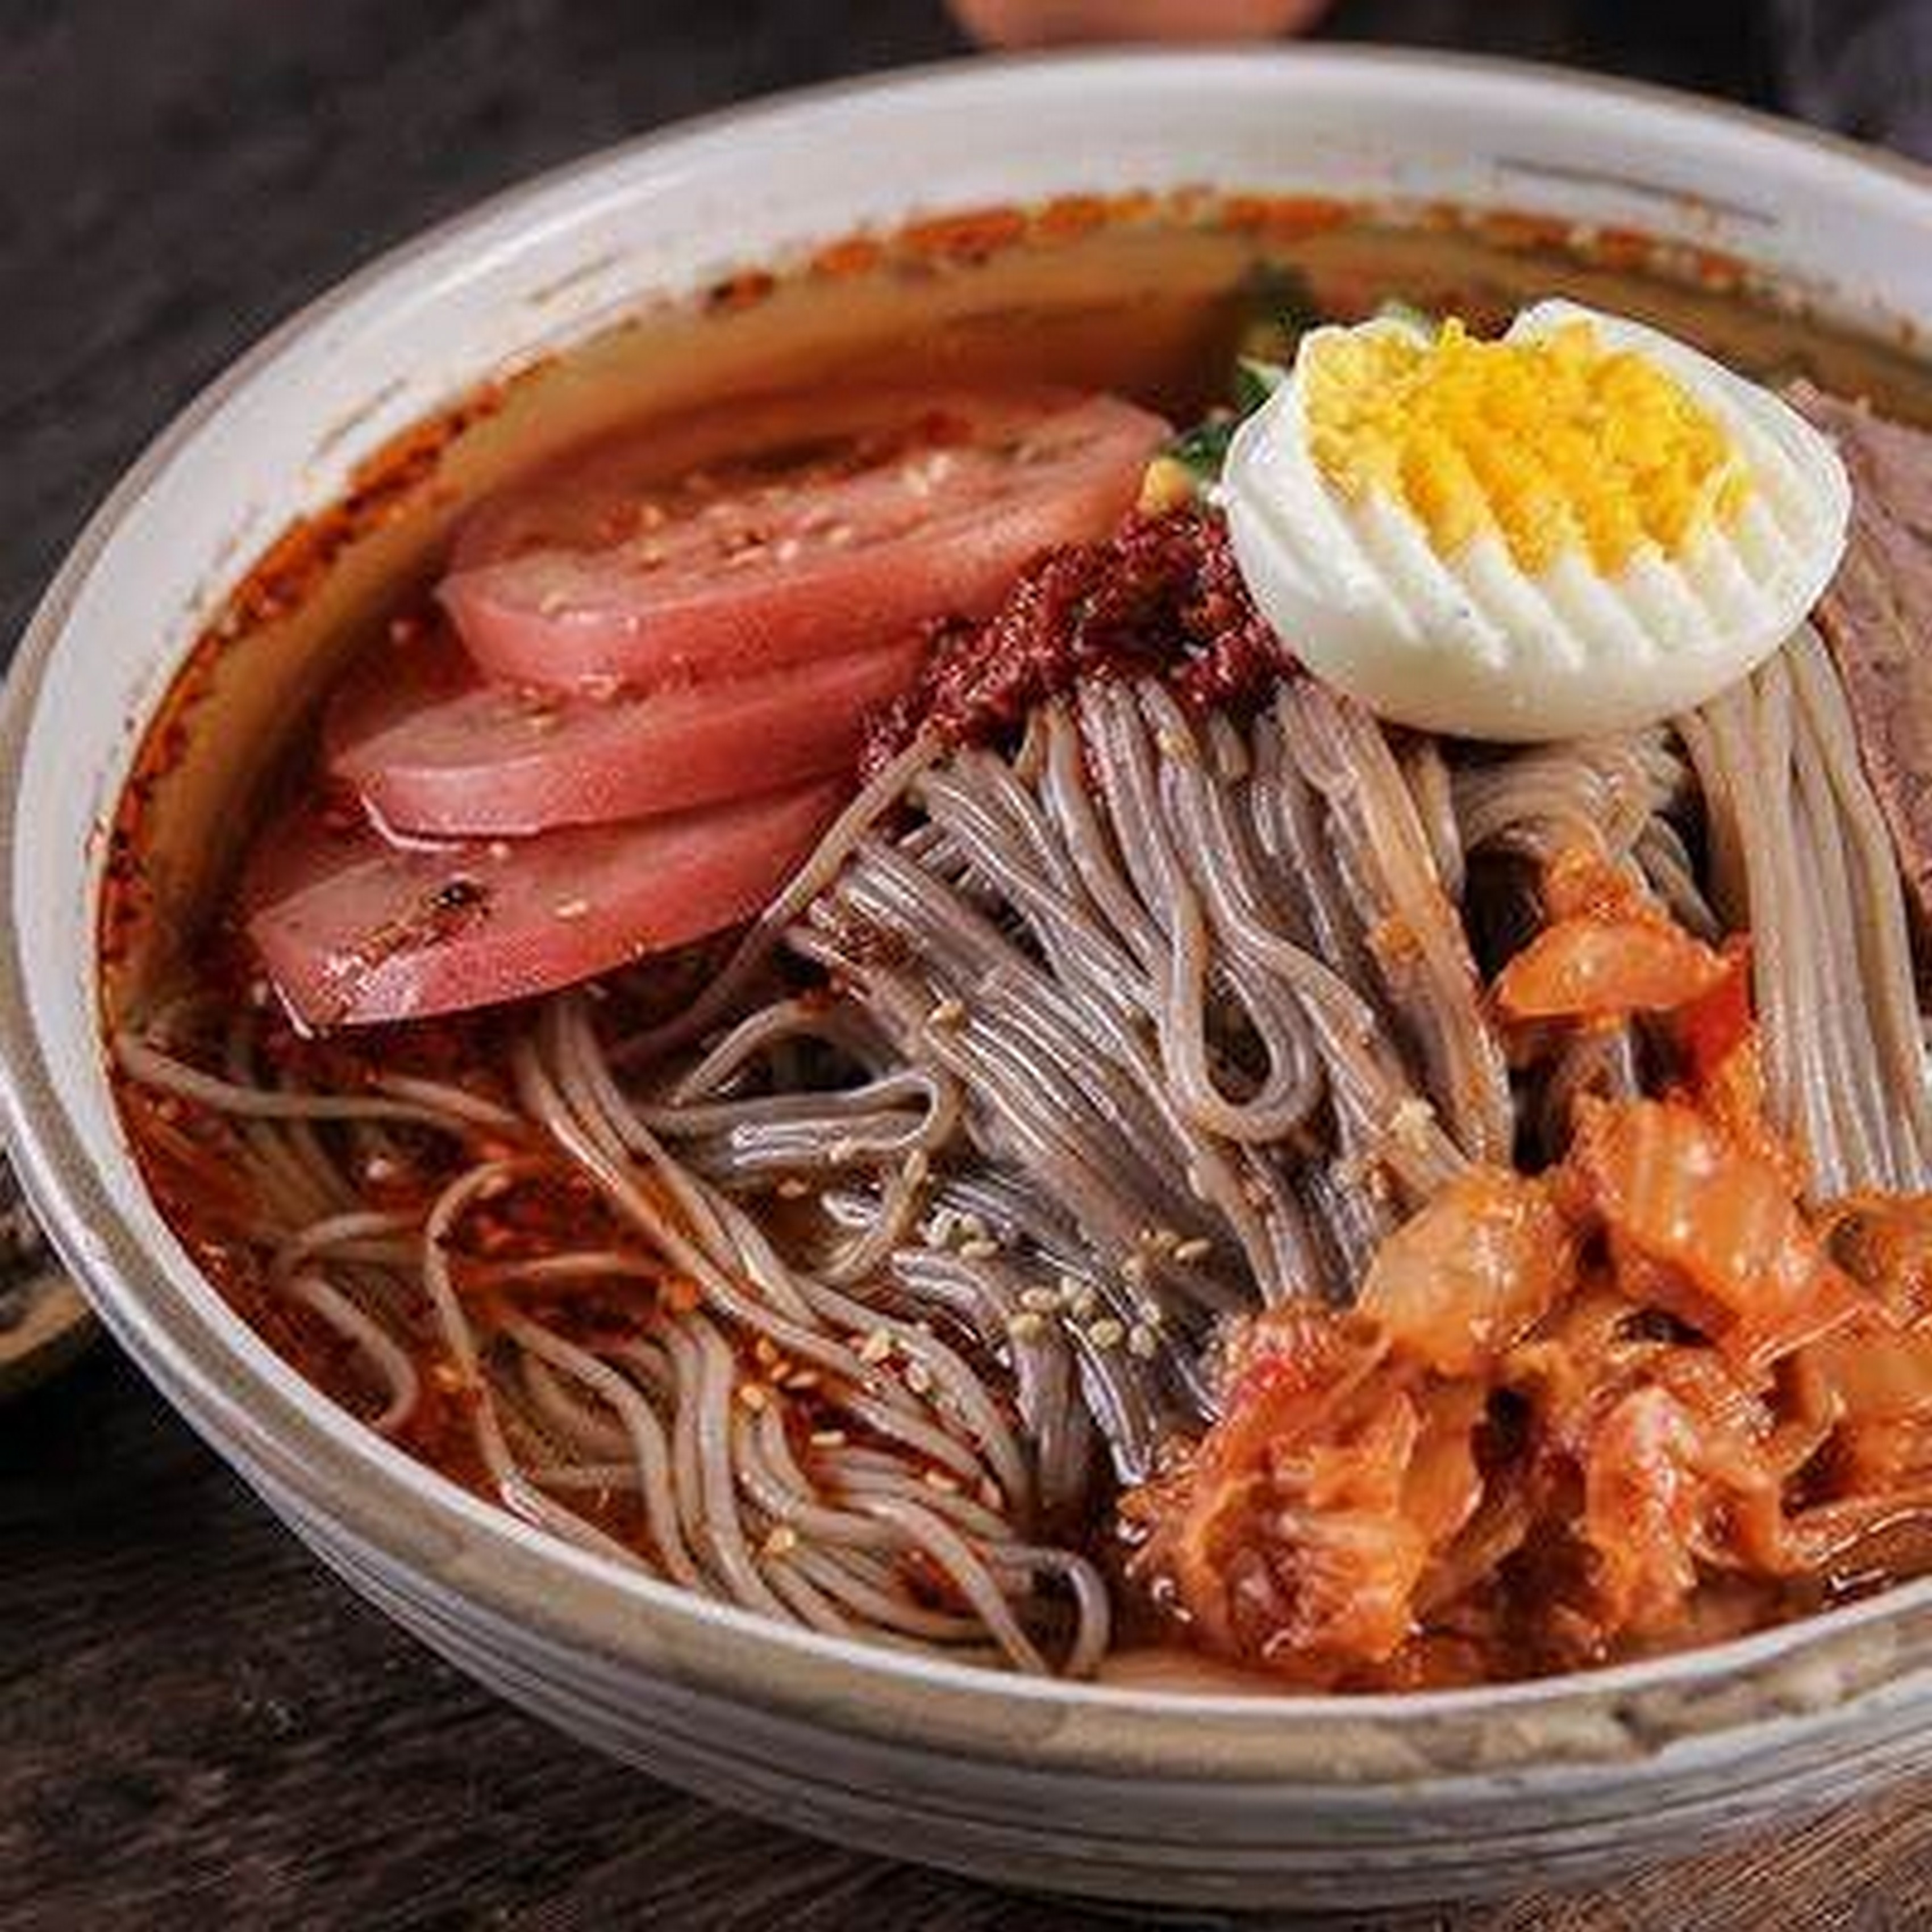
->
[1221,299,1851,740]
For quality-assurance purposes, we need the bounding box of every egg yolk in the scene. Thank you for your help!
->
[1305,319,1753,574]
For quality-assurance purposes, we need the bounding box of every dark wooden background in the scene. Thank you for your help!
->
[5,3,1930,1926]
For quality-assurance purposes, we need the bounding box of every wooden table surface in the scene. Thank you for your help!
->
[3,4,1926,1926]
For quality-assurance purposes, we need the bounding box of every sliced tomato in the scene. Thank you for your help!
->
[245,780,840,1028]
[438,385,1169,690]
[326,622,922,836]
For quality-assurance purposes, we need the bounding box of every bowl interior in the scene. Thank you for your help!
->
[14,48,1932,1780]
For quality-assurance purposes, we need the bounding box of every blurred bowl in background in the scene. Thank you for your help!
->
[947,0,1332,47]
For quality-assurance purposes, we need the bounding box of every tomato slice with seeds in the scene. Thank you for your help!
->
[326,621,922,837]
[437,386,1169,690]
[247,780,841,1029]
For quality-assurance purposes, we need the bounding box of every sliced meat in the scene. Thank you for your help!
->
[247,781,840,1028]
[327,623,922,836]
[438,385,1168,690]
[1792,382,1932,930]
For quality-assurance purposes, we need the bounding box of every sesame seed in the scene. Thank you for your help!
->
[753,1337,781,1367]
[736,1383,771,1413]
[926,996,966,1030]
[902,452,956,499]
[1006,1310,1048,1343]
[957,1213,989,1242]
[1069,1286,1100,1321]
[1088,1318,1126,1351]
[776,1177,812,1200]
[785,1368,821,1393]
[809,1428,848,1449]
[1121,1254,1149,1287]
[1156,727,1197,764]
[978,1478,1005,1511]
[1018,1286,1060,1315]
[858,1328,894,1365]
[923,1469,961,1494]
[1173,1236,1213,1264]
[1127,1323,1160,1360]
[553,897,590,921]
[957,1238,1000,1261]
[903,1359,935,1396]
[828,1137,859,1164]
[761,1523,800,1559]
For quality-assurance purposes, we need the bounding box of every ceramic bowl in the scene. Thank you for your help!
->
[9,51,1932,1913]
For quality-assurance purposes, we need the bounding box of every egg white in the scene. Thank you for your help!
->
[1220,299,1852,741]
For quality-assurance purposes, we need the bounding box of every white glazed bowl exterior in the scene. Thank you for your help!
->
[9,51,1932,1912]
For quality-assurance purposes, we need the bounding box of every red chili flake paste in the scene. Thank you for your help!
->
[864,505,1292,772]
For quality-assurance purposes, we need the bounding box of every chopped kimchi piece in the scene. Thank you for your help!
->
[1581,1371,1787,1637]
[1495,917,1730,1025]
[1494,851,1730,1026]
[1359,1168,1572,1376]
[1568,1096,1863,1367]
[1126,1317,1482,1680]
[1823,1195,1932,1322]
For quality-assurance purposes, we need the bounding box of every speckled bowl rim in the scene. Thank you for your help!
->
[10,46,1932,1782]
